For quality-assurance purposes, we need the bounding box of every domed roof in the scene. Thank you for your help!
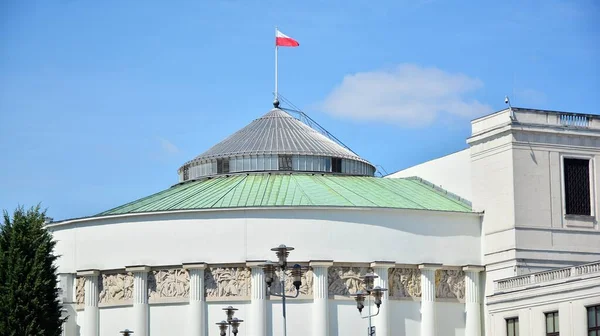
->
[178,108,375,181]
[194,108,368,162]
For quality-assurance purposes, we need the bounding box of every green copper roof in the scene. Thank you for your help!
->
[97,174,472,216]
[97,174,471,216]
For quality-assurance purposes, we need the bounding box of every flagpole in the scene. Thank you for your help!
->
[274,27,279,106]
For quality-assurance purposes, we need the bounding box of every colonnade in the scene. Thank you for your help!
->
[65,263,483,336]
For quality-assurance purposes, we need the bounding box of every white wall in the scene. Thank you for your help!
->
[50,207,481,273]
[150,304,188,336]
[510,140,600,270]
[269,300,311,336]
[474,108,600,336]
[68,298,471,336]
[469,108,600,293]
[469,131,517,297]
[99,306,133,336]
[330,300,367,336]
[387,149,472,201]
[389,300,421,336]
[487,274,600,336]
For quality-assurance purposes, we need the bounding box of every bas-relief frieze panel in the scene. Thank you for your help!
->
[389,268,421,299]
[73,264,466,305]
[270,268,314,296]
[328,267,371,296]
[205,267,251,298]
[435,270,465,299]
[76,276,85,305]
[99,272,133,304]
[148,269,190,299]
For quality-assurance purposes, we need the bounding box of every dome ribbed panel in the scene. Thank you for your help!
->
[190,109,369,163]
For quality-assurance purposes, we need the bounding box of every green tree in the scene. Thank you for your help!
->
[0,205,65,336]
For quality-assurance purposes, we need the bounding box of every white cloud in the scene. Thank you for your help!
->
[158,137,180,155]
[318,64,492,127]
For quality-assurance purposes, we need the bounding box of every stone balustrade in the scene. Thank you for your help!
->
[494,260,600,292]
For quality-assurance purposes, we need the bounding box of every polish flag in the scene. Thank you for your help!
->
[275,30,299,47]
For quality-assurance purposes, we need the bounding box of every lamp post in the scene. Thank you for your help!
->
[119,329,134,336]
[259,244,304,336]
[216,306,244,336]
[350,273,388,336]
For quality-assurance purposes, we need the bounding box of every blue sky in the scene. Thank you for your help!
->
[1,0,598,220]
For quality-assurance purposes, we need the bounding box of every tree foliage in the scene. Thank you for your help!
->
[0,205,64,336]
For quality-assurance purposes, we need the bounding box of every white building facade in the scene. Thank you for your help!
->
[52,106,600,336]
[390,107,600,335]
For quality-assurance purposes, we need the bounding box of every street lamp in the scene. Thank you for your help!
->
[258,244,305,336]
[119,329,133,336]
[350,273,388,336]
[216,306,244,336]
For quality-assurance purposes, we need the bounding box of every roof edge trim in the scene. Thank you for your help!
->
[46,204,480,228]
[404,176,472,206]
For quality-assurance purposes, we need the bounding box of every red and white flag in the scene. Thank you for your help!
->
[275,30,299,47]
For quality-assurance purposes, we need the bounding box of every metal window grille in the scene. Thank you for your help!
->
[564,158,591,215]
[589,305,600,336]
[217,159,229,174]
[183,166,189,181]
[506,318,519,336]
[332,158,342,173]
[278,155,293,171]
[545,311,559,336]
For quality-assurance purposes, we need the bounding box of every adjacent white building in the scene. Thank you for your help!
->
[390,107,600,336]
[51,105,600,336]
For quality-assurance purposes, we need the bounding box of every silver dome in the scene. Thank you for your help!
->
[178,108,375,181]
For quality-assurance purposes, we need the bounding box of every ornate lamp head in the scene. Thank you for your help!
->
[350,290,367,313]
[270,244,294,268]
[259,261,277,287]
[371,286,388,308]
[230,317,244,336]
[222,306,238,322]
[362,272,378,291]
[291,264,303,290]
[216,321,228,336]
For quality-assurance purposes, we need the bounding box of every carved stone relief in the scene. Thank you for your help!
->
[205,267,251,298]
[389,268,421,298]
[99,273,134,304]
[76,276,86,305]
[435,270,465,299]
[270,267,314,296]
[148,269,190,299]
[328,267,371,296]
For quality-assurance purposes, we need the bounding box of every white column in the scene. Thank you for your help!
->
[184,263,207,336]
[371,262,395,336]
[59,273,76,336]
[78,270,99,336]
[310,261,333,336]
[419,264,441,336]
[246,262,267,336]
[463,266,484,336]
[127,266,151,336]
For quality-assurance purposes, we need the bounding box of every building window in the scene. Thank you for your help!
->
[332,157,342,173]
[564,158,591,215]
[545,311,559,336]
[278,155,293,171]
[506,317,519,336]
[589,305,600,336]
[217,159,229,174]
[183,166,189,181]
